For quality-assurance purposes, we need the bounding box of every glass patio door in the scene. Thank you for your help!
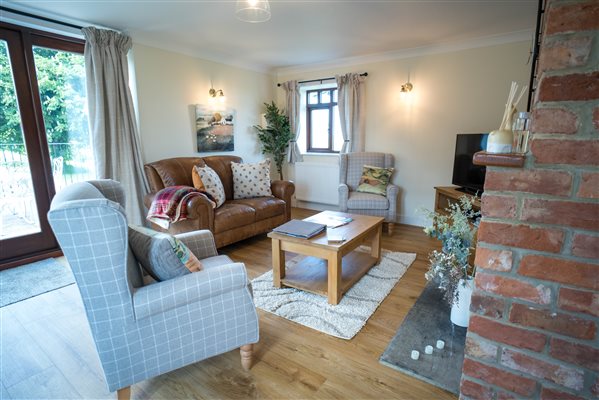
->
[0,23,94,268]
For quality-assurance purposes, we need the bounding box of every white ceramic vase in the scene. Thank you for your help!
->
[450,278,474,327]
[486,129,513,153]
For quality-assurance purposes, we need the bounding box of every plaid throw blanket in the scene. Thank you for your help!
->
[147,186,215,229]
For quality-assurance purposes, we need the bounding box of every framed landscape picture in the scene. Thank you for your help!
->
[195,105,235,152]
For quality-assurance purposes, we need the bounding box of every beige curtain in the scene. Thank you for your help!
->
[281,80,303,163]
[82,27,149,224]
[336,73,366,153]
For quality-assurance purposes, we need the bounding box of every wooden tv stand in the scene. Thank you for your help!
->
[434,186,481,216]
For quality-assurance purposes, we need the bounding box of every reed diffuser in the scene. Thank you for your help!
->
[487,82,527,154]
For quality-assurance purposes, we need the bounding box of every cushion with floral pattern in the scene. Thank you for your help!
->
[356,165,394,196]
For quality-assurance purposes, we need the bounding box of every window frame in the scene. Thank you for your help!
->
[306,88,339,153]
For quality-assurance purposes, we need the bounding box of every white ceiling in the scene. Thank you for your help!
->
[2,0,538,72]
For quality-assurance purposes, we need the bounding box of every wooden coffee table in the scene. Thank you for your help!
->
[267,211,384,305]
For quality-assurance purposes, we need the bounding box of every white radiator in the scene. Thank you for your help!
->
[294,162,339,205]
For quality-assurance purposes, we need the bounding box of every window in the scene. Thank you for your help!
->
[304,87,343,153]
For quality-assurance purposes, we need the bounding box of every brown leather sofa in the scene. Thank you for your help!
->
[144,156,295,248]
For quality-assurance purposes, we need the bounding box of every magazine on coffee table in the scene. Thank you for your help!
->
[304,214,353,228]
[272,219,326,239]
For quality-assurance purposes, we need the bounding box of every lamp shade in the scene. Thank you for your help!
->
[236,0,271,23]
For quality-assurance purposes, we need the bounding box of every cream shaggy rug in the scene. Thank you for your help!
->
[252,248,416,340]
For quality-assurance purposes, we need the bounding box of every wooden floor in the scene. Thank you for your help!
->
[0,208,455,400]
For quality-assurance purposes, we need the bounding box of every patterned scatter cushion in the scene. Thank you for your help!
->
[231,159,273,200]
[194,165,226,207]
[191,166,205,191]
[128,225,203,281]
[356,165,394,196]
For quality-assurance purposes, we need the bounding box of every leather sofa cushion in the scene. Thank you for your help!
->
[231,197,286,220]
[347,191,389,210]
[214,203,255,233]
[145,157,205,190]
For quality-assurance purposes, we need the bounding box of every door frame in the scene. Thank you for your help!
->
[0,22,84,269]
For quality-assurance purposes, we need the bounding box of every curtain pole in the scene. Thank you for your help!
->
[1,6,84,30]
[277,72,367,87]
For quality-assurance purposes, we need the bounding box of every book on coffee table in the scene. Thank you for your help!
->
[304,214,352,228]
[272,219,326,239]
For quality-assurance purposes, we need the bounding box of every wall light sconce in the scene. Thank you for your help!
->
[400,72,413,93]
[209,87,226,103]
[400,82,413,93]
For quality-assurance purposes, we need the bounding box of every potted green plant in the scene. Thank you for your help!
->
[419,195,480,327]
[253,101,294,180]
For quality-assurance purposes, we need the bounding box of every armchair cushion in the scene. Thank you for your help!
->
[194,165,226,207]
[128,225,203,281]
[231,159,273,199]
[347,191,390,210]
[356,165,394,196]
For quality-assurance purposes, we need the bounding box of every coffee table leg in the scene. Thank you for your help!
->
[272,238,285,288]
[327,252,341,305]
[371,223,382,263]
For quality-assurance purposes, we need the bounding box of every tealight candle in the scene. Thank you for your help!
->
[410,350,420,360]
[436,340,445,349]
[425,345,433,354]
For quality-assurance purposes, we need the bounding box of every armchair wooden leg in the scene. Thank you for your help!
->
[240,344,254,371]
[117,386,130,400]
[387,223,395,236]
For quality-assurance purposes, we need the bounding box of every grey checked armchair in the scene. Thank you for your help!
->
[48,180,259,399]
[338,152,399,234]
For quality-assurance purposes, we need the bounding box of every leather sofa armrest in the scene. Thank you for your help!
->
[271,180,295,221]
[144,187,215,234]
[186,195,215,231]
[271,180,295,200]
[144,192,157,210]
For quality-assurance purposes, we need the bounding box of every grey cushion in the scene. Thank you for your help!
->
[347,191,390,210]
[128,225,192,281]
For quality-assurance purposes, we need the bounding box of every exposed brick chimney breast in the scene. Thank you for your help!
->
[460,1,599,398]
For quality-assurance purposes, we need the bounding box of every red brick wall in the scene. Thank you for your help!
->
[460,1,599,399]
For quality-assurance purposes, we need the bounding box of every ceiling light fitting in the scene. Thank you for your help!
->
[236,0,271,23]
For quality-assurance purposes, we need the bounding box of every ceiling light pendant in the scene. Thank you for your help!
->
[236,0,271,23]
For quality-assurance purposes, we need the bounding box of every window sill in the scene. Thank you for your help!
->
[301,152,340,157]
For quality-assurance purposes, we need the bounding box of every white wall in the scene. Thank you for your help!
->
[131,43,275,164]
[276,40,531,226]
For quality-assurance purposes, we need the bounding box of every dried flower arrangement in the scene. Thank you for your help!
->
[419,196,480,304]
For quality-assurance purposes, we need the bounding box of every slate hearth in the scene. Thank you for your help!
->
[379,281,467,395]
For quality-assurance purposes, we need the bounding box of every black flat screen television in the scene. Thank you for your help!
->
[451,133,488,194]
